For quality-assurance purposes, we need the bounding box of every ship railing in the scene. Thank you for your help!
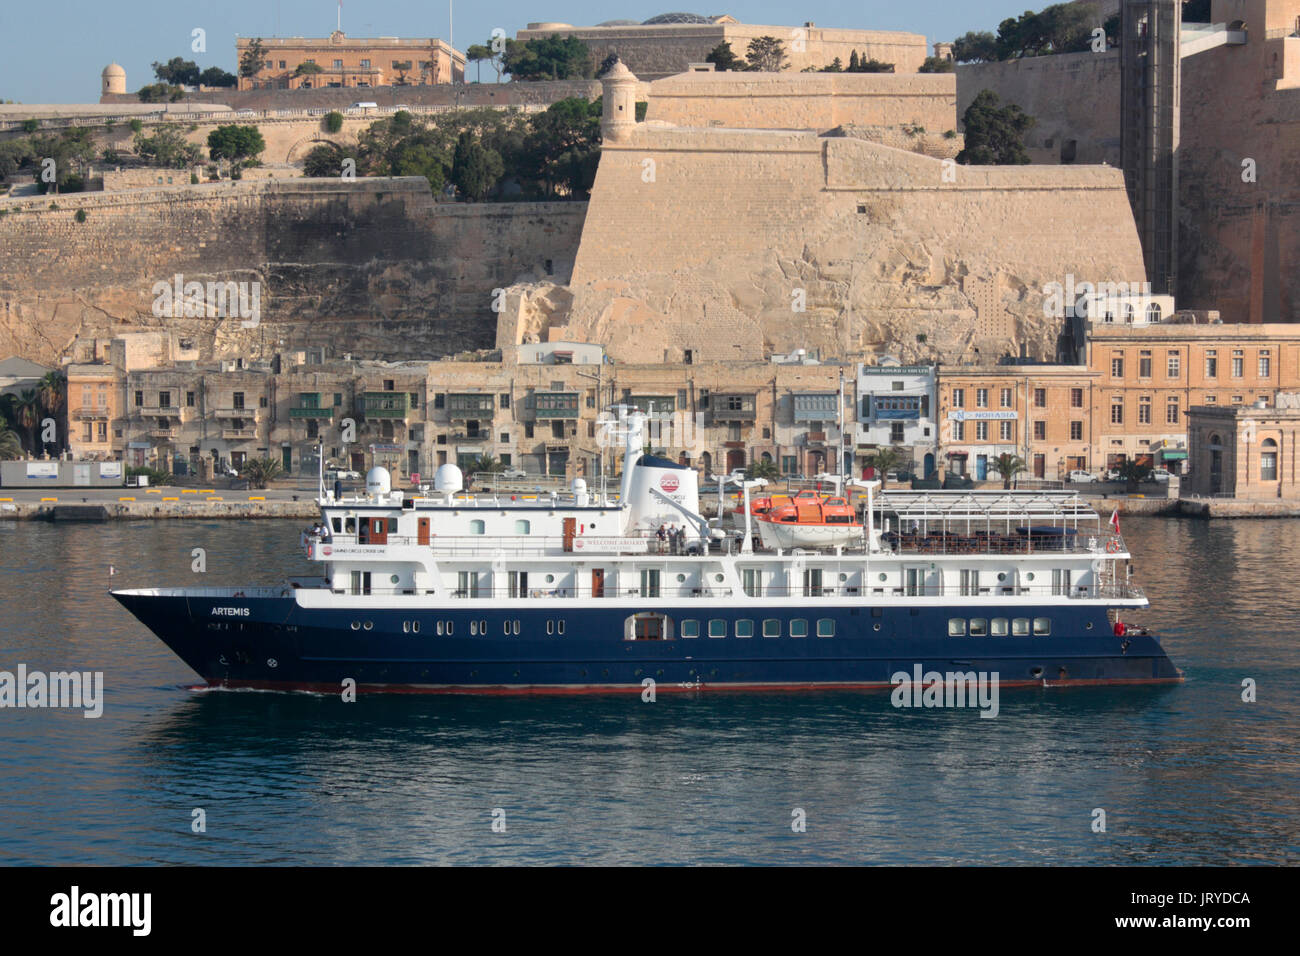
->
[312,583,1146,601]
[882,530,1126,557]
[306,531,703,557]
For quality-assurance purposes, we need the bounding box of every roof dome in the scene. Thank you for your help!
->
[102,63,126,76]
[642,12,712,25]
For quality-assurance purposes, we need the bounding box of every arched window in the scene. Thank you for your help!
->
[1261,438,1279,481]
[1122,302,1135,324]
[1146,302,1162,323]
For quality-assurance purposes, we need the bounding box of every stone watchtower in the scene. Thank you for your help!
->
[101,63,126,96]
[600,59,638,143]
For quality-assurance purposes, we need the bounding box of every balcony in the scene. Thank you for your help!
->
[289,406,335,419]
[626,395,676,415]
[792,393,838,423]
[221,427,258,440]
[72,407,111,421]
[709,394,757,423]
[522,392,580,420]
[446,394,496,419]
[134,405,182,419]
[359,392,409,419]
[148,426,177,439]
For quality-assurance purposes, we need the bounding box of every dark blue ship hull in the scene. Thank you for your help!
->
[111,590,1183,693]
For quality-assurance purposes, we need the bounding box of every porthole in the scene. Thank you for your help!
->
[363,621,373,630]
[873,622,882,632]
[412,621,420,633]
[512,620,520,635]
[390,574,400,585]
[471,621,479,636]
[715,574,724,583]
[479,619,487,634]
[878,573,888,582]
[677,574,686,583]
[1025,572,1035,582]
[997,573,1007,582]
[403,621,410,633]
[839,573,848,582]
[557,620,566,635]
[546,574,555,584]
[547,621,554,635]
[1085,621,1094,630]
[351,620,361,630]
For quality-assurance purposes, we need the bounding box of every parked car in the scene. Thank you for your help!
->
[500,467,527,479]
[1102,468,1121,482]
[1067,470,1098,483]
[326,468,361,481]
[1151,467,1173,482]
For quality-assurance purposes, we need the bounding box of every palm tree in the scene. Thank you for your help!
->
[867,445,907,480]
[36,370,66,453]
[989,453,1028,489]
[746,457,780,481]
[468,454,502,476]
[240,457,283,489]
[13,389,41,454]
[0,422,23,460]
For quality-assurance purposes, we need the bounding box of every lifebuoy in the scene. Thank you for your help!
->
[1106,540,1122,553]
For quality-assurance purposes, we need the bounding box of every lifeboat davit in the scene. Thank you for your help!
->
[755,496,864,550]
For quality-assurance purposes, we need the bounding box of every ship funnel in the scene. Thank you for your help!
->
[366,466,392,497]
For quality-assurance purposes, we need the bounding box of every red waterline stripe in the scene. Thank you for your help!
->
[187,674,1184,696]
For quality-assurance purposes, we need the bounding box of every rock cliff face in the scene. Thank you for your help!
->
[0,179,586,365]
[532,127,1147,365]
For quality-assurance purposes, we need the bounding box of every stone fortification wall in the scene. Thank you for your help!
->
[0,178,587,365]
[646,72,957,133]
[550,126,1144,366]
[956,50,1121,167]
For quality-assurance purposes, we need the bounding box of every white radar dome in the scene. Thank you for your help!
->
[366,466,392,496]
[434,463,464,493]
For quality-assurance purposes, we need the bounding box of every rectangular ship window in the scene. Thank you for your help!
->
[681,620,699,639]
[991,618,1009,637]
[816,619,835,638]
[1033,618,1051,636]
[708,619,726,639]
[762,619,780,638]
[735,619,754,638]
[789,619,808,638]
[969,618,987,636]
[1012,618,1031,636]
[948,618,966,637]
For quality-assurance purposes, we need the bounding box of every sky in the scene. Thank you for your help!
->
[0,1,1023,104]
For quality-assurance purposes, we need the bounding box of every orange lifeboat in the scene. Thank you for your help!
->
[755,496,864,549]
[731,489,826,528]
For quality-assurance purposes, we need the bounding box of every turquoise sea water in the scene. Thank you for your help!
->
[0,516,1296,864]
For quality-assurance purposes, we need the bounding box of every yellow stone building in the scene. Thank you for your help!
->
[236,31,464,90]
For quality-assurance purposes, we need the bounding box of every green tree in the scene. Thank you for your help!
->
[746,36,788,72]
[1115,459,1152,493]
[134,125,201,169]
[239,38,267,79]
[29,129,97,192]
[0,139,35,181]
[35,371,65,453]
[705,41,745,71]
[523,97,602,198]
[850,58,895,73]
[303,143,359,177]
[295,61,324,77]
[746,458,780,481]
[957,89,1035,165]
[152,57,200,86]
[451,131,505,201]
[820,57,844,73]
[951,31,999,63]
[12,389,41,453]
[919,56,956,73]
[324,110,344,133]
[136,83,185,103]
[207,125,266,168]
[989,453,1028,489]
[466,42,505,82]
[21,118,39,134]
[868,446,907,479]
[199,67,237,88]
[501,35,593,81]
[240,457,283,489]
[0,422,22,460]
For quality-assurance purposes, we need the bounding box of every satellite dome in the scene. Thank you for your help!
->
[642,12,712,25]
[366,466,392,496]
[434,463,464,493]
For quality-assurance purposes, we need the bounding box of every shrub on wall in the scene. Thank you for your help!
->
[324,111,344,133]
[74,208,87,222]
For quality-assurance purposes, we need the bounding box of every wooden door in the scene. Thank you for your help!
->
[562,517,576,552]
[370,517,388,545]
[417,517,430,545]
[591,568,604,598]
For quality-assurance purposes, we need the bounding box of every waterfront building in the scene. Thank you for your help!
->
[1185,400,1300,498]
[856,361,937,478]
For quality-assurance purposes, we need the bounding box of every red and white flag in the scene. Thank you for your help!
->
[1109,507,1121,535]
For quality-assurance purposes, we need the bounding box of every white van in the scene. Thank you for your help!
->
[347,101,378,112]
